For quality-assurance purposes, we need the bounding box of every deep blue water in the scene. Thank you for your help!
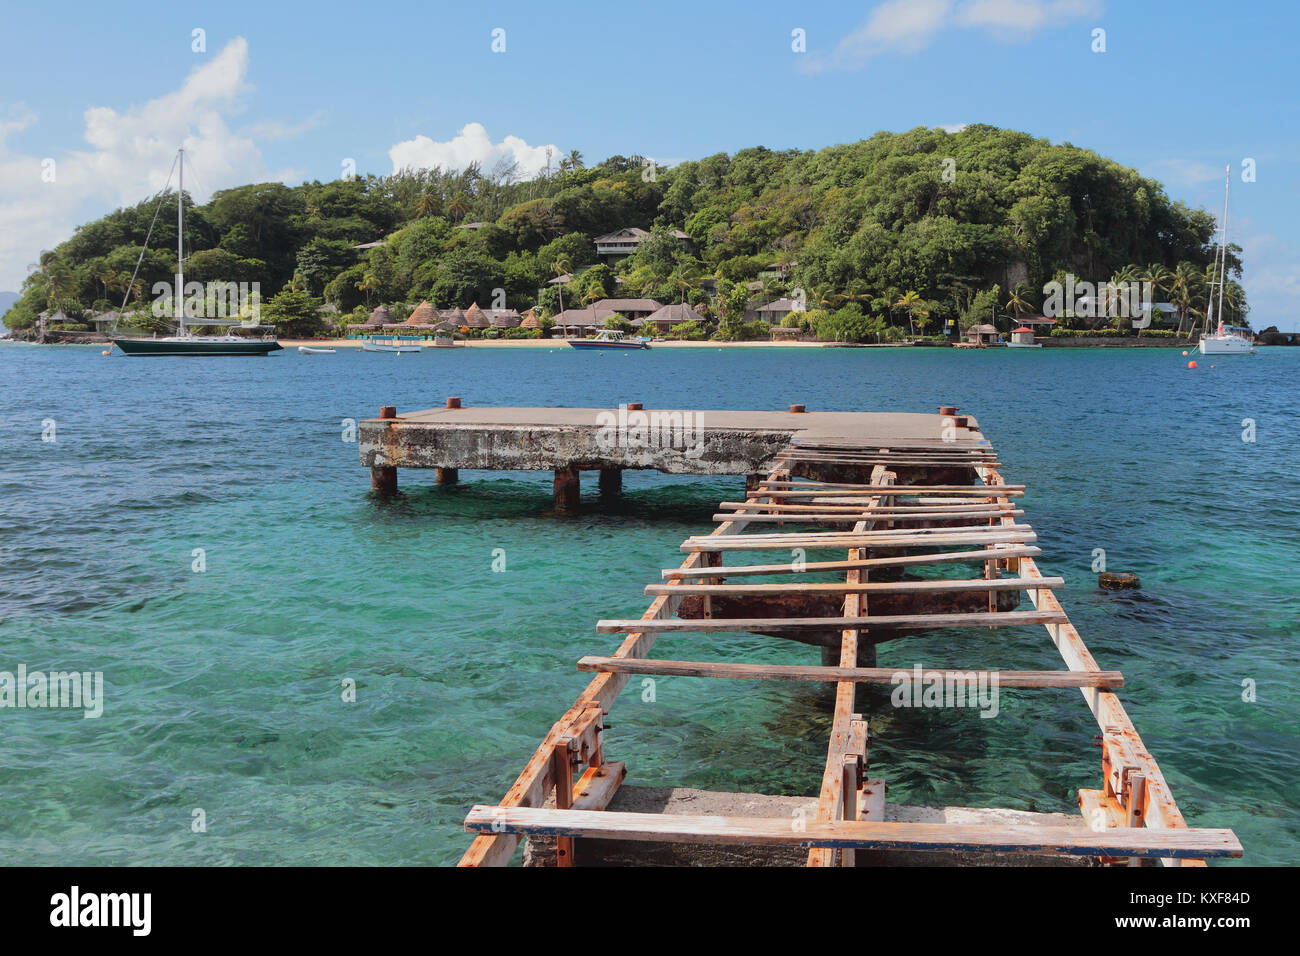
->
[0,342,1296,865]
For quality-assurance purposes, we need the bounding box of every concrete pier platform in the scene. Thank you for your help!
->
[358,403,993,500]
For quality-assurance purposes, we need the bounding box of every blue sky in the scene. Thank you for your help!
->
[2,0,1297,328]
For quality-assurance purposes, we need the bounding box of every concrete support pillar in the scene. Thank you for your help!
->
[598,467,622,496]
[554,466,580,514]
[371,466,397,495]
[435,467,459,485]
[745,473,765,495]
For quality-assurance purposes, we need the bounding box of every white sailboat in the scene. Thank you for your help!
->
[1199,166,1254,355]
[113,148,282,356]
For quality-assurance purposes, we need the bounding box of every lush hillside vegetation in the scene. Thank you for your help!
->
[3,124,1246,340]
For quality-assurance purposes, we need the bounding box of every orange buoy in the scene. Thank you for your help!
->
[1181,350,1188,356]
[1188,360,1198,369]
[101,349,110,356]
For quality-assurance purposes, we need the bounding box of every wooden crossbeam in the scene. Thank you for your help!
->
[790,442,993,452]
[759,481,1023,492]
[712,510,1023,524]
[682,530,1037,552]
[717,501,1014,513]
[647,576,1063,597]
[463,806,1243,859]
[595,609,1067,634]
[781,457,1000,467]
[759,489,1021,499]
[576,656,1124,688]
[690,523,1034,541]
[661,546,1043,580]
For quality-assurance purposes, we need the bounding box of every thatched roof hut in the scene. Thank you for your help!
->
[365,305,395,327]
[487,309,521,329]
[519,310,541,330]
[405,300,439,327]
[463,303,490,329]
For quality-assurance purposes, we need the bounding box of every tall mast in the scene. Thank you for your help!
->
[176,147,185,332]
[1216,164,1229,331]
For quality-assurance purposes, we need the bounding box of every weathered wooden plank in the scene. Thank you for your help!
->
[691,523,1033,543]
[682,530,1037,552]
[808,465,888,867]
[758,486,1022,497]
[595,609,1066,634]
[661,546,1043,580]
[711,510,1023,524]
[975,465,1209,867]
[462,806,1243,859]
[647,576,1063,597]
[458,466,792,867]
[576,656,1124,688]
[718,501,1015,513]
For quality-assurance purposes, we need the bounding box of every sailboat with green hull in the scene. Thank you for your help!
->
[114,335,282,356]
[111,148,282,357]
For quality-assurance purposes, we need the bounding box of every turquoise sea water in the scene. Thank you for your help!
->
[0,342,1296,865]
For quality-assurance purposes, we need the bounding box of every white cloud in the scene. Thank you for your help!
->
[0,37,302,291]
[802,0,1104,72]
[388,122,562,180]
[939,123,970,133]
[1141,158,1228,190]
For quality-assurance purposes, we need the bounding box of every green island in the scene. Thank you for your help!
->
[4,124,1271,346]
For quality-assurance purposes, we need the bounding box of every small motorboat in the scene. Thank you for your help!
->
[298,345,336,354]
[567,329,651,350]
[363,336,421,353]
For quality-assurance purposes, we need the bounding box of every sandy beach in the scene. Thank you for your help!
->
[280,338,849,349]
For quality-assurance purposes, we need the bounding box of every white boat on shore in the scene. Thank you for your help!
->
[363,336,421,353]
[298,345,336,354]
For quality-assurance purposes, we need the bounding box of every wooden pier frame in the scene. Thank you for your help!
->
[439,406,1238,867]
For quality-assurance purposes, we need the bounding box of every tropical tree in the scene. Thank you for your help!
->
[1141,263,1172,309]
[1168,262,1202,336]
[356,271,380,307]
[1005,283,1033,319]
[415,191,440,219]
[552,254,572,314]
[447,193,471,222]
[893,290,927,337]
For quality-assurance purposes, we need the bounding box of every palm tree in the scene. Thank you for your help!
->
[1169,262,1202,336]
[447,194,471,222]
[1141,263,1172,317]
[565,150,584,171]
[356,272,379,307]
[894,290,925,337]
[1005,283,1033,320]
[415,191,440,219]
[843,280,871,309]
[673,262,701,303]
[552,254,572,315]
[814,285,843,311]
